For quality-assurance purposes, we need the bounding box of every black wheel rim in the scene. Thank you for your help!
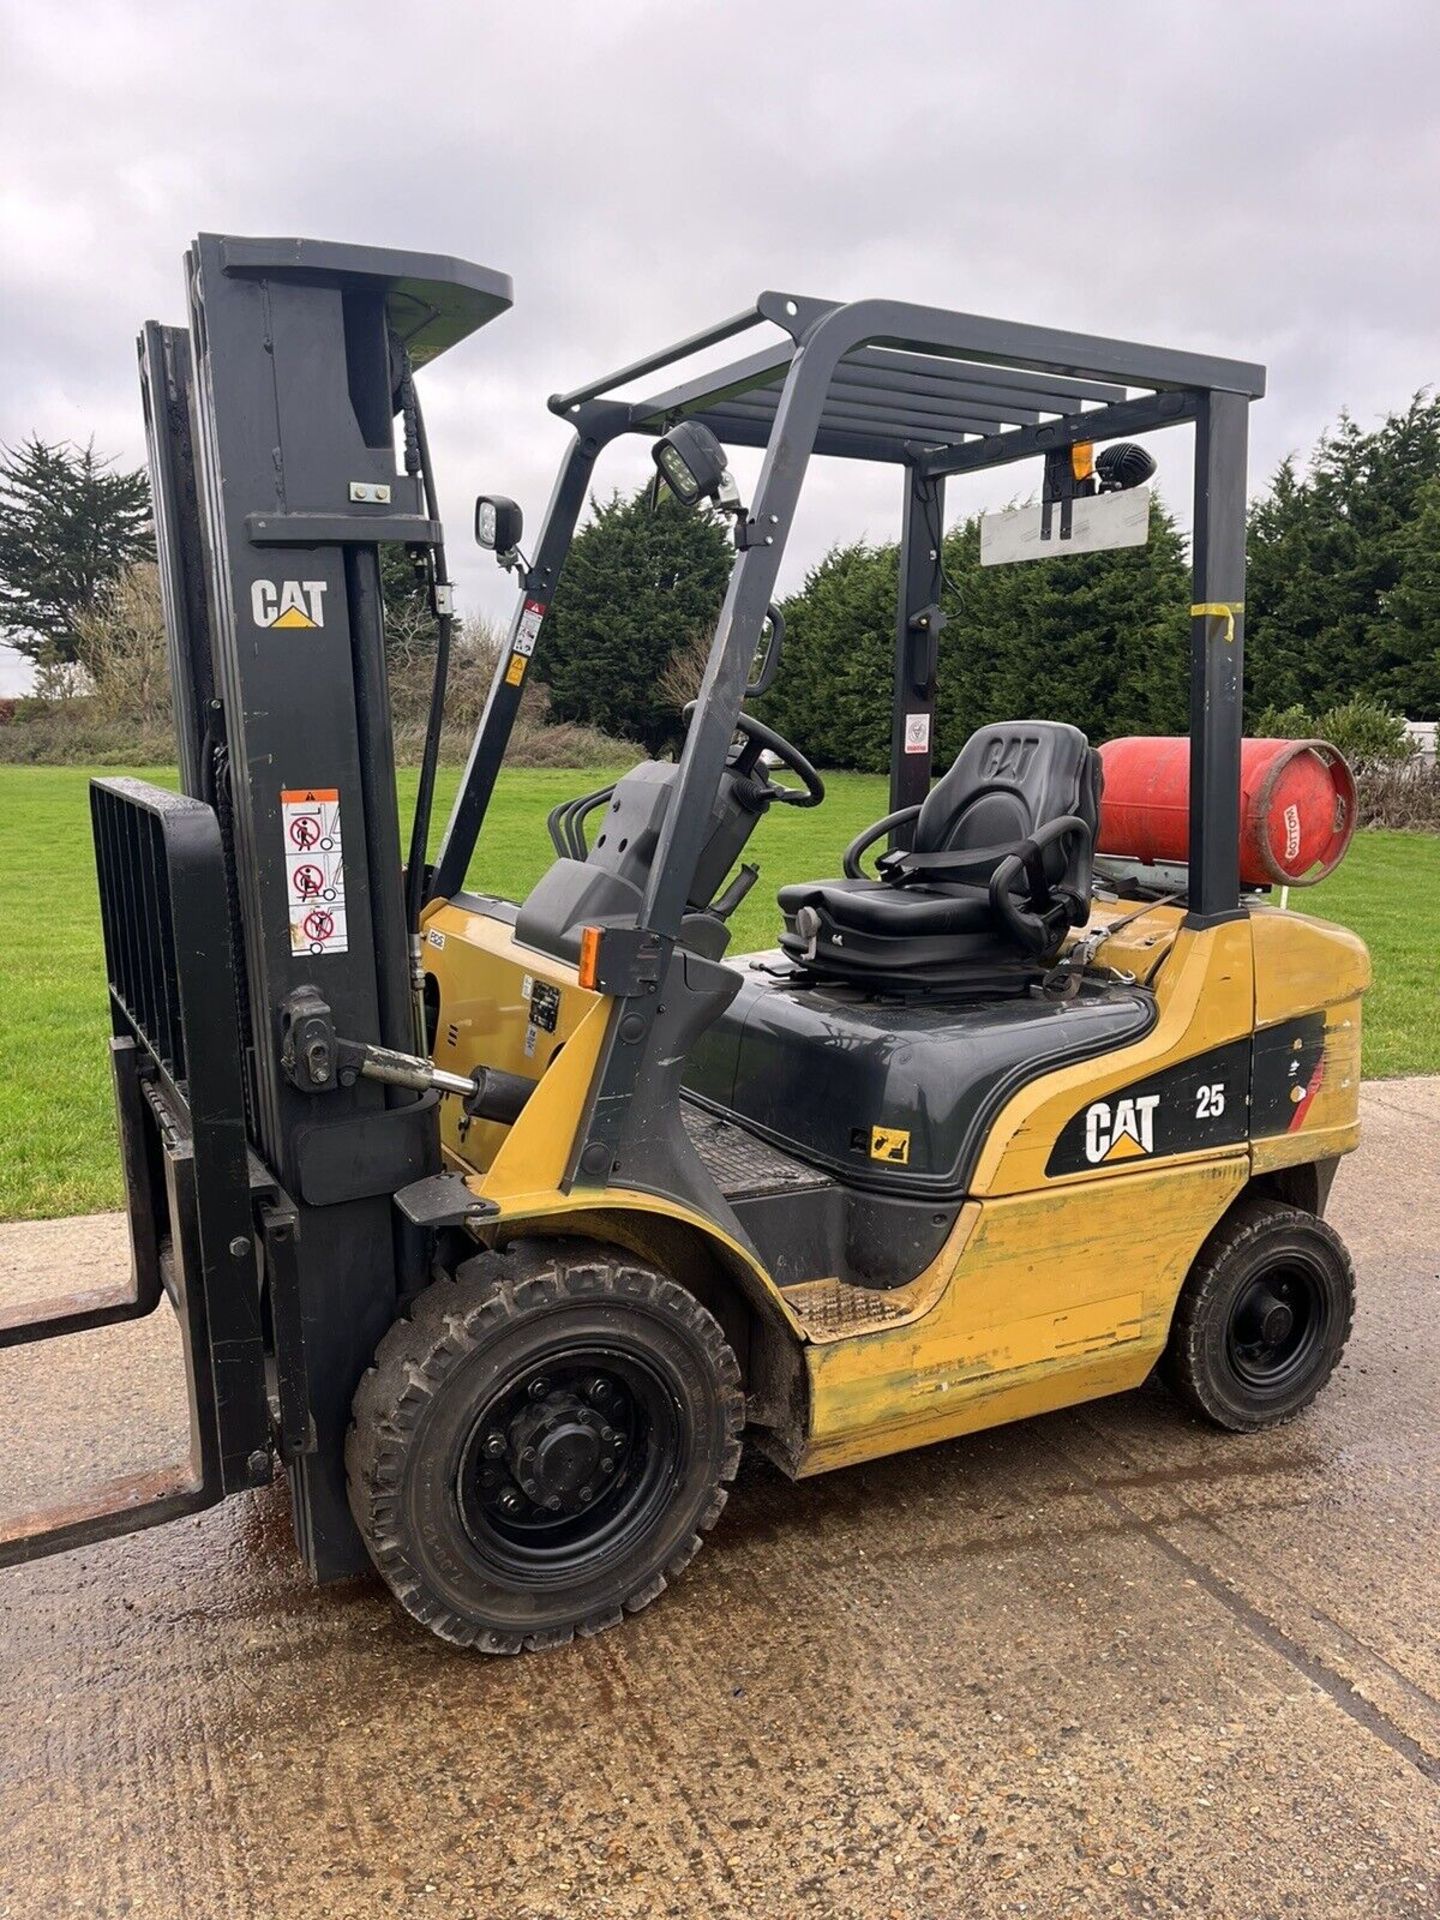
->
[1226,1258,1328,1399]
[454,1343,684,1587]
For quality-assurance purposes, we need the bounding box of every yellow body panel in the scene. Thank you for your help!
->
[423,897,600,1179]
[1249,904,1369,1173]
[802,1158,1248,1472]
[972,915,1254,1195]
[421,892,1368,1480]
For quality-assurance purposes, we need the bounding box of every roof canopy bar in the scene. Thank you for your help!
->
[841,346,1127,410]
[855,304,1265,397]
[554,296,1263,477]
[731,378,1041,431]
[550,305,769,414]
[918,389,1202,480]
[698,411,916,465]
[712,395,1007,447]
[622,341,1127,443]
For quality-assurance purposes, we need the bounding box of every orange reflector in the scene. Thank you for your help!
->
[1071,442,1095,482]
[577,925,602,991]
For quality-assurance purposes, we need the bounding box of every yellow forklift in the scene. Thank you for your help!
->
[1,239,1367,1658]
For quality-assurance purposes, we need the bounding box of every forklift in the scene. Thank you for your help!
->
[1,236,1369,1655]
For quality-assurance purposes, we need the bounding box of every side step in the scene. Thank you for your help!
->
[679,1096,959,1314]
[682,1099,848,1290]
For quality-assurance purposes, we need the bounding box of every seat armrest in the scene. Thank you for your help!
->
[887,815,1092,892]
[879,838,1031,887]
[842,804,923,879]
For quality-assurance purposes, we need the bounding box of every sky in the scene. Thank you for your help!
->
[2,0,1436,693]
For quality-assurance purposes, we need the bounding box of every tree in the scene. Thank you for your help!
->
[379,543,438,655]
[0,437,151,665]
[1246,395,1440,717]
[757,540,899,770]
[71,561,172,727]
[1379,477,1440,712]
[534,486,733,751]
[760,494,1193,770]
[936,501,1191,754]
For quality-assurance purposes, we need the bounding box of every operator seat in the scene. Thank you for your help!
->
[776,720,1101,991]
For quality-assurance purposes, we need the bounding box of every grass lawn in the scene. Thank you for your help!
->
[1,763,1434,1221]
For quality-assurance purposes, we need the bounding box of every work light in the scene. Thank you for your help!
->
[651,420,732,510]
[474,494,524,556]
[1096,442,1157,492]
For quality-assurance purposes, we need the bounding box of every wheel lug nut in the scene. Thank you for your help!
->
[498,1489,523,1515]
[579,1487,593,1504]
[522,1445,536,1461]
[545,1495,562,1511]
[482,1430,507,1458]
[585,1376,610,1404]
[600,1458,615,1474]
[528,1377,551,1400]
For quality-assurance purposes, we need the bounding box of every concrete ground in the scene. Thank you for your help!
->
[0,1082,1436,1920]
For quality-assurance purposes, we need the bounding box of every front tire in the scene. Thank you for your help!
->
[346,1240,744,1652]
[1163,1196,1356,1432]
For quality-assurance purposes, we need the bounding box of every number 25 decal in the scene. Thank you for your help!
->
[1196,1083,1226,1119]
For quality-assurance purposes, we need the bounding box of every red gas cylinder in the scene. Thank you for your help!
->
[1098,736,1357,886]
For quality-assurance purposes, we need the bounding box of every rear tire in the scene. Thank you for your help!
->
[346,1240,743,1652]
[1163,1196,1355,1432]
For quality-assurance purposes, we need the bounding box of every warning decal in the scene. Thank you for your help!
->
[514,598,547,656]
[870,1125,911,1164]
[281,788,348,955]
[903,712,931,755]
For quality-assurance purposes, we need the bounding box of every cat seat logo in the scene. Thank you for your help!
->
[979,733,1038,779]
[1084,1093,1160,1164]
[251,579,328,630]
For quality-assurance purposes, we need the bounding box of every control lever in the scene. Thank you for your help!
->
[279,987,533,1121]
[710,862,759,921]
[341,1040,535,1123]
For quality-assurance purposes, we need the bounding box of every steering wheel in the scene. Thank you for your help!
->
[682,703,825,809]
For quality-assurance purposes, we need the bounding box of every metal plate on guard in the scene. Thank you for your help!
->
[981,485,1151,567]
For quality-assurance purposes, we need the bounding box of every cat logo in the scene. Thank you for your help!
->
[870,1125,911,1164]
[978,732,1038,780]
[251,579,329,629]
[1084,1093,1160,1164]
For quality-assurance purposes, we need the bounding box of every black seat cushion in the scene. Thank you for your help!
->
[775,876,994,938]
[777,721,1101,987]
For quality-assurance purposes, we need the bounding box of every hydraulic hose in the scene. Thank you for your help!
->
[400,360,453,1032]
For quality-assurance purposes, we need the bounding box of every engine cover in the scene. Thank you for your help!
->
[683,962,1156,1201]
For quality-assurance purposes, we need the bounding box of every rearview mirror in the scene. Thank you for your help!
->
[475,494,524,560]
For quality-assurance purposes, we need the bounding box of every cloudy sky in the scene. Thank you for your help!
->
[2,0,1435,692]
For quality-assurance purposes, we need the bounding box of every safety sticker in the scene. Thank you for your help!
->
[281,787,347,955]
[529,980,561,1033]
[903,712,931,755]
[505,652,527,686]
[514,598,547,657]
[870,1125,911,1164]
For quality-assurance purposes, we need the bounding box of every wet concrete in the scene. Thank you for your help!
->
[0,1079,1436,1919]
